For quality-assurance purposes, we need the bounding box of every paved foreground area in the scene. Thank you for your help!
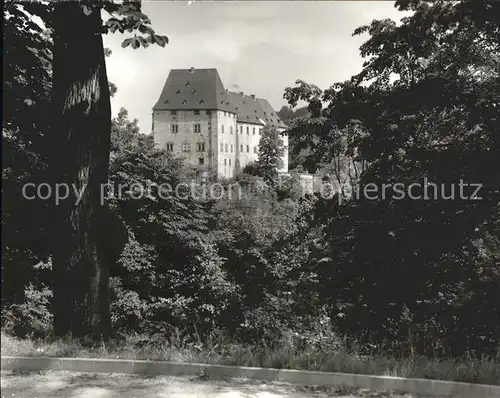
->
[0,370,430,398]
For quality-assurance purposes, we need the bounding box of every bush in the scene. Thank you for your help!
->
[2,283,53,338]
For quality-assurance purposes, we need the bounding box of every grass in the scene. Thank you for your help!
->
[2,331,499,386]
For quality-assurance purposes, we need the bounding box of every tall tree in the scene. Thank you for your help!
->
[255,126,285,182]
[2,4,52,308]
[23,0,169,339]
[284,0,500,355]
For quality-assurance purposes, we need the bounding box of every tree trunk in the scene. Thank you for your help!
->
[50,3,112,340]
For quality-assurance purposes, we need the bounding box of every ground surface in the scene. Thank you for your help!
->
[0,370,431,398]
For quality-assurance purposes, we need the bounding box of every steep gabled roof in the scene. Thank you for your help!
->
[152,68,236,112]
[152,68,287,129]
[228,92,266,126]
[228,92,288,129]
[257,98,288,129]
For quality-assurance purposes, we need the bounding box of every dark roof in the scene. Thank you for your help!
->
[153,68,287,129]
[228,92,266,126]
[257,98,288,129]
[152,68,236,112]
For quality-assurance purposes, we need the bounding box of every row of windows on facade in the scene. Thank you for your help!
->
[164,142,205,152]
[170,110,235,118]
[164,142,257,155]
[220,143,257,154]
[170,123,260,135]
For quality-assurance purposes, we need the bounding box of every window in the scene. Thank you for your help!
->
[220,143,224,152]
[253,146,257,153]
[225,143,228,152]
[224,111,226,117]
[194,123,201,133]
[230,126,233,134]
[197,143,205,152]
[240,126,243,134]
[221,125,225,134]
[171,124,178,134]
[194,110,200,115]
[170,110,177,115]
[182,142,190,152]
[230,145,233,153]
[165,142,174,152]
[246,145,249,153]
[229,159,232,166]
[253,127,255,135]
[224,159,227,165]
[258,128,261,135]
[199,157,204,165]
[246,126,249,134]
[240,145,243,152]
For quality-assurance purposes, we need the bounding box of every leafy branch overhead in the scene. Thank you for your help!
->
[80,1,169,49]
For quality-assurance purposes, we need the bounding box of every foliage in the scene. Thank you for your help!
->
[254,126,285,183]
[3,0,499,364]
[2,282,53,338]
[283,0,500,356]
[2,5,52,309]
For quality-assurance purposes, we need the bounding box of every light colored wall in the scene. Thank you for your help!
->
[153,109,217,169]
[152,110,287,178]
[236,122,262,170]
[278,128,289,173]
[215,110,238,179]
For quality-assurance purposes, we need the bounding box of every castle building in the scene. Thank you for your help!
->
[152,68,288,178]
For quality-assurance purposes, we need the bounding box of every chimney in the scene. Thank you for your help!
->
[239,92,244,96]
[250,94,256,100]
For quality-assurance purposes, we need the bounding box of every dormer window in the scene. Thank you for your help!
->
[199,100,204,105]
[193,90,197,95]
[186,81,191,87]
[182,100,187,105]
[176,90,181,95]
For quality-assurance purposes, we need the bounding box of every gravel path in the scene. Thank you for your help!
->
[0,370,429,398]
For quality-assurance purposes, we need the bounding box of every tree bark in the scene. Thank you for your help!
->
[50,3,112,340]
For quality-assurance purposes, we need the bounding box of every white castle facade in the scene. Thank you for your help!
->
[152,68,288,178]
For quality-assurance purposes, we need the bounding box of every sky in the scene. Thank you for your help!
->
[103,1,408,134]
